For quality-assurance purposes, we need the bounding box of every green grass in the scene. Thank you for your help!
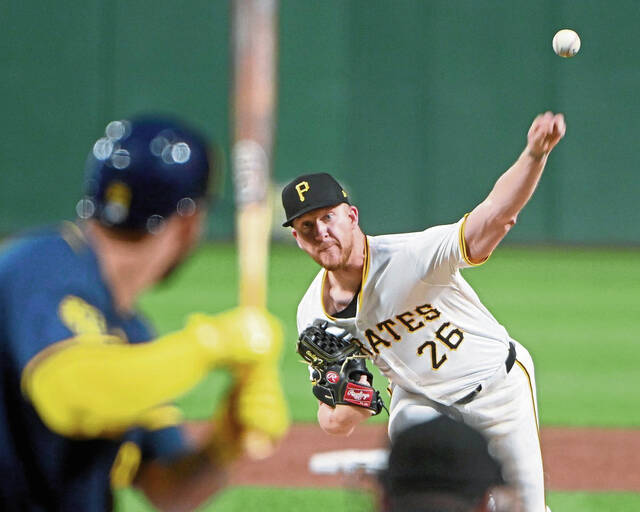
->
[118,487,640,512]
[114,243,640,511]
[118,486,375,512]
[461,246,640,426]
[547,491,640,511]
[139,243,640,426]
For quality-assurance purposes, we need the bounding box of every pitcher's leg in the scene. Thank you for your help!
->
[388,386,441,442]
[462,345,547,512]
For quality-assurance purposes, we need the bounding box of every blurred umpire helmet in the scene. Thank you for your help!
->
[78,117,213,233]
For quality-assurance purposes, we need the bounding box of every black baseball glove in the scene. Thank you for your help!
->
[297,320,384,415]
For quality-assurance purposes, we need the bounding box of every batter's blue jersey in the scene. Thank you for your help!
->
[0,223,189,511]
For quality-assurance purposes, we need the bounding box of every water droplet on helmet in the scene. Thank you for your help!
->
[177,197,196,217]
[150,136,170,156]
[171,142,191,164]
[111,149,131,170]
[93,138,114,160]
[161,145,174,164]
[75,198,96,219]
[146,215,166,234]
[105,120,130,140]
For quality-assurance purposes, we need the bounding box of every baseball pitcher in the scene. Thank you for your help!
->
[284,112,565,512]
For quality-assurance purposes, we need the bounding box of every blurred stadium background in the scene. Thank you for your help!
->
[2,1,639,511]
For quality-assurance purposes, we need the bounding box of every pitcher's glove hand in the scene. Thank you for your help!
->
[297,320,384,415]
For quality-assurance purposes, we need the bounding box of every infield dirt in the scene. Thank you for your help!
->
[229,425,640,491]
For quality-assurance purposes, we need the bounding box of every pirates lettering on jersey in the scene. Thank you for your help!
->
[361,302,465,371]
[377,319,401,340]
[352,337,374,357]
[415,304,441,322]
[365,328,392,354]
[362,304,443,354]
[395,311,425,332]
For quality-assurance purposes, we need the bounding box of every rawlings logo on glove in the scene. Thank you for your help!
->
[343,382,374,407]
[296,320,384,415]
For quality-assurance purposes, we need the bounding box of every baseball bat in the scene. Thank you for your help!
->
[231,0,278,459]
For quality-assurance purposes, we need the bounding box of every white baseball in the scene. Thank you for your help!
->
[552,29,581,58]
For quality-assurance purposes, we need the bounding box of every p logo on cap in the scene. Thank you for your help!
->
[281,172,350,227]
[295,181,310,202]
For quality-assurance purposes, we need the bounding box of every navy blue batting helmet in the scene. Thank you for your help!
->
[78,117,213,233]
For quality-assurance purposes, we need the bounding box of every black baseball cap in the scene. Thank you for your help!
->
[281,173,350,227]
[382,416,505,509]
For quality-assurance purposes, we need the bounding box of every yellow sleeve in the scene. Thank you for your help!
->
[21,307,282,438]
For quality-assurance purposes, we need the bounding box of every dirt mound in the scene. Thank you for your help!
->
[229,425,640,491]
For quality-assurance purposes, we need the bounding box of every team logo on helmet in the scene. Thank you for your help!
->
[326,371,340,384]
[103,181,132,225]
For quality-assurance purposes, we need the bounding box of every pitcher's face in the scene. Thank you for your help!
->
[292,203,359,271]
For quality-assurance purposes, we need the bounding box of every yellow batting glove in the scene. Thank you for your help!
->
[235,362,290,443]
[185,306,284,369]
[207,362,290,463]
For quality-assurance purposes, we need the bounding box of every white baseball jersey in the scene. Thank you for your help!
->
[296,215,513,406]
[297,215,548,511]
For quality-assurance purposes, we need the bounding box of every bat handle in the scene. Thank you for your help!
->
[236,202,272,308]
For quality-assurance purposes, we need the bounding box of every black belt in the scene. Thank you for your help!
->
[456,342,516,405]
[505,340,517,373]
